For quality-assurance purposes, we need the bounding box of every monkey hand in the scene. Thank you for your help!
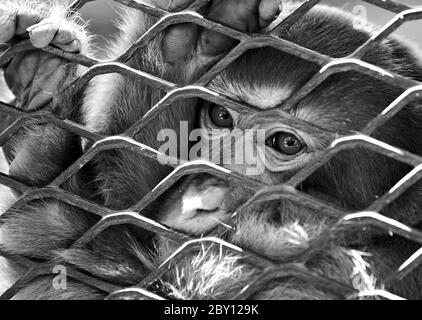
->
[151,0,282,67]
[0,2,88,111]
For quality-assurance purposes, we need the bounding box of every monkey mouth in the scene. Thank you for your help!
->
[152,190,384,300]
[195,207,220,215]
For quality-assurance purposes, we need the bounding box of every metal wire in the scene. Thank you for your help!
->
[0,0,422,300]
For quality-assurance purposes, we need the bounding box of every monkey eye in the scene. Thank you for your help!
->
[209,104,234,128]
[267,132,305,156]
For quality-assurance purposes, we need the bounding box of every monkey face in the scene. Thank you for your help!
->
[156,41,419,299]
[198,102,321,177]
[160,49,344,235]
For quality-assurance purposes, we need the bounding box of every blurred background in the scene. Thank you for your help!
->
[79,0,422,49]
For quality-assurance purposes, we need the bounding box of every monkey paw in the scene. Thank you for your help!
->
[0,3,85,52]
[0,3,88,110]
[152,0,282,64]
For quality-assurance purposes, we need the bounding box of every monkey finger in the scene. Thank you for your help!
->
[53,22,83,52]
[27,17,82,53]
[27,18,60,48]
[259,0,282,29]
[15,11,41,35]
[55,39,81,53]
[0,8,16,43]
[54,22,77,44]
[0,6,40,43]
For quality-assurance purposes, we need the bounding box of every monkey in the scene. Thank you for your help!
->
[1,0,422,300]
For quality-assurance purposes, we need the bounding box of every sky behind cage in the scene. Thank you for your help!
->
[79,0,422,49]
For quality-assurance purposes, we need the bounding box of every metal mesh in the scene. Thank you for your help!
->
[0,0,422,300]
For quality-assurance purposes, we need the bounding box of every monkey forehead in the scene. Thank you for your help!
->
[211,81,294,110]
[207,47,319,111]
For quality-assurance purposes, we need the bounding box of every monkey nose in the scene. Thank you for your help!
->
[162,185,231,235]
[185,187,226,214]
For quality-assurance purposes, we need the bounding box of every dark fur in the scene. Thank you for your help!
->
[1,2,422,299]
